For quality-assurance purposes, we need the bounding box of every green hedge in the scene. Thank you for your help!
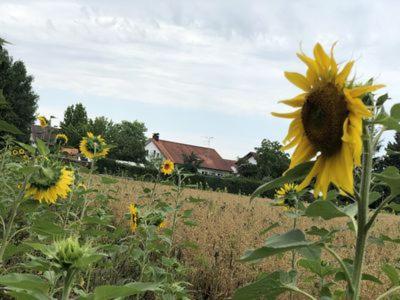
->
[96,158,273,197]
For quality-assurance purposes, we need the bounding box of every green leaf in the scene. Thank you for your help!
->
[0,273,50,295]
[298,258,337,278]
[251,161,314,199]
[391,103,400,120]
[376,93,389,106]
[375,109,400,131]
[87,282,161,300]
[31,218,66,238]
[75,254,104,269]
[0,89,7,105]
[369,192,381,205]
[0,120,23,135]
[382,264,400,286]
[375,166,400,197]
[35,139,50,156]
[233,270,296,300]
[16,142,37,155]
[362,273,383,285]
[100,176,119,184]
[240,229,314,262]
[259,222,280,235]
[304,200,357,220]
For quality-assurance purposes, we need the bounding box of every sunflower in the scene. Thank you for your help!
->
[129,203,138,233]
[38,116,48,128]
[158,220,167,229]
[26,167,74,204]
[272,43,384,198]
[11,149,19,156]
[79,132,109,159]
[56,133,68,145]
[161,159,174,175]
[275,183,299,210]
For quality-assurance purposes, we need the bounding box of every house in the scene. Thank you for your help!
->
[30,125,57,144]
[145,133,235,177]
[239,151,257,165]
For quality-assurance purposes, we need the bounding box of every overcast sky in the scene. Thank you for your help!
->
[1,0,398,159]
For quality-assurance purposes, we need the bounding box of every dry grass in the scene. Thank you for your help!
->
[93,175,400,299]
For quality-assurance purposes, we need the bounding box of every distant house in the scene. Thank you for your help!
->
[30,125,57,144]
[145,133,235,177]
[239,151,257,165]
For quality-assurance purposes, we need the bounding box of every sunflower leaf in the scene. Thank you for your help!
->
[375,166,400,197]
[35,139,50,156]
[304,200,357,220]
[391,103,400,120]
[251,161,314,200]
[233,270,297,300]
[240,229,315,262]
[0,120,23,135]
[81,282,161,300]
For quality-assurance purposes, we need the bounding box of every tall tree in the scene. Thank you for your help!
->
[376,132,400,171]
[87,116,114,138]
[182,152,203,173]
[0,40,38,142]
[108,120,147,162]
[255,139,290,180]
[60,103,88,147]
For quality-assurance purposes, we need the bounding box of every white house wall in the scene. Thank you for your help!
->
[145,141,164,160]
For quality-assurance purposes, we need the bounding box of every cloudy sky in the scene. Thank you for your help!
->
[1,0,398,158]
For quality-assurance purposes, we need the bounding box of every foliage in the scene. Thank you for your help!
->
[0,42,38,142]
[181,151,203,173]
[96,158,275,197]
[237,140,290,180]
[107,120,148,163]
[255,139,290,179]
[0,128,193,299]
[60,103,89,147]
[87,116,114,138]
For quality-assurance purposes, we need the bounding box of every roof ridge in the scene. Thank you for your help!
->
[157,139,217,151]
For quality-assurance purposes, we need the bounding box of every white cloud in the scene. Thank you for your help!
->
[1,0,400,157]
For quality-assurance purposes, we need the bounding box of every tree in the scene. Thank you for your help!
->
[87,116,114,138]
[60,103,88,147]
[255,139,290,180]
[182,152,203,173]
[0,41,38,142]
[108,120,147,162]
[376,132,400,172]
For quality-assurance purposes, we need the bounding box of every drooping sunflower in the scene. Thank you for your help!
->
[275,183,299,210]
[38,116,48,128]
[26,167,74,204]
[161,159,174,175]
[273,43,384,198]
[129,203,138,233]
[79,132,109,159]
[56,133,68,145]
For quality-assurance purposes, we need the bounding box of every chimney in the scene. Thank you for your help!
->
[152,133,160,141]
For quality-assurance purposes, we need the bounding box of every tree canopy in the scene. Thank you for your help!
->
[0,42,38,142]
[237,139,290,180]
[60,103,88,148]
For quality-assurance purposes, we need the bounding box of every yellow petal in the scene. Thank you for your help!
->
[284,72,311,91]
[289,138,316,169]
[279,94,306,107]
[335,61,354,87]
[313,43,330,72]
[297,157,323,192]
[330,42,338,76]
[271,109,301,119]
[297,53,319,83]
[349,84,385,98]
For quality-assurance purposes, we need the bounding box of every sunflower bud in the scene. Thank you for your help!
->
[54,237,85,269]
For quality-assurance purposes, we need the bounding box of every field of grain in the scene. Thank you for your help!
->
[94,175,400,299]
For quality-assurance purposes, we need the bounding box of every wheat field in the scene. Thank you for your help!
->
[93,175,400,299]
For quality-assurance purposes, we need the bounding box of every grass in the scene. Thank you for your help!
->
[93,175,400,299]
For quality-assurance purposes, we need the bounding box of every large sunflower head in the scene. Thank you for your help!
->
[273,43,384,198]
[160,159,174,175]
[129,203,138,233]
[37,116,48,128]
[79,132,109,160]
[26,166,74,204]
[55,133,68,145]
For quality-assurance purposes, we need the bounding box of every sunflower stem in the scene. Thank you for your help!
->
[351,122,373,300]
[61,268,77,300]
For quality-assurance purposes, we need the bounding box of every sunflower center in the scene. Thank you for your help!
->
[301,83,348,156]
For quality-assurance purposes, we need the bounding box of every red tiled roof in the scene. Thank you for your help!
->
[61,147,79,156]
[151,139,234,172]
